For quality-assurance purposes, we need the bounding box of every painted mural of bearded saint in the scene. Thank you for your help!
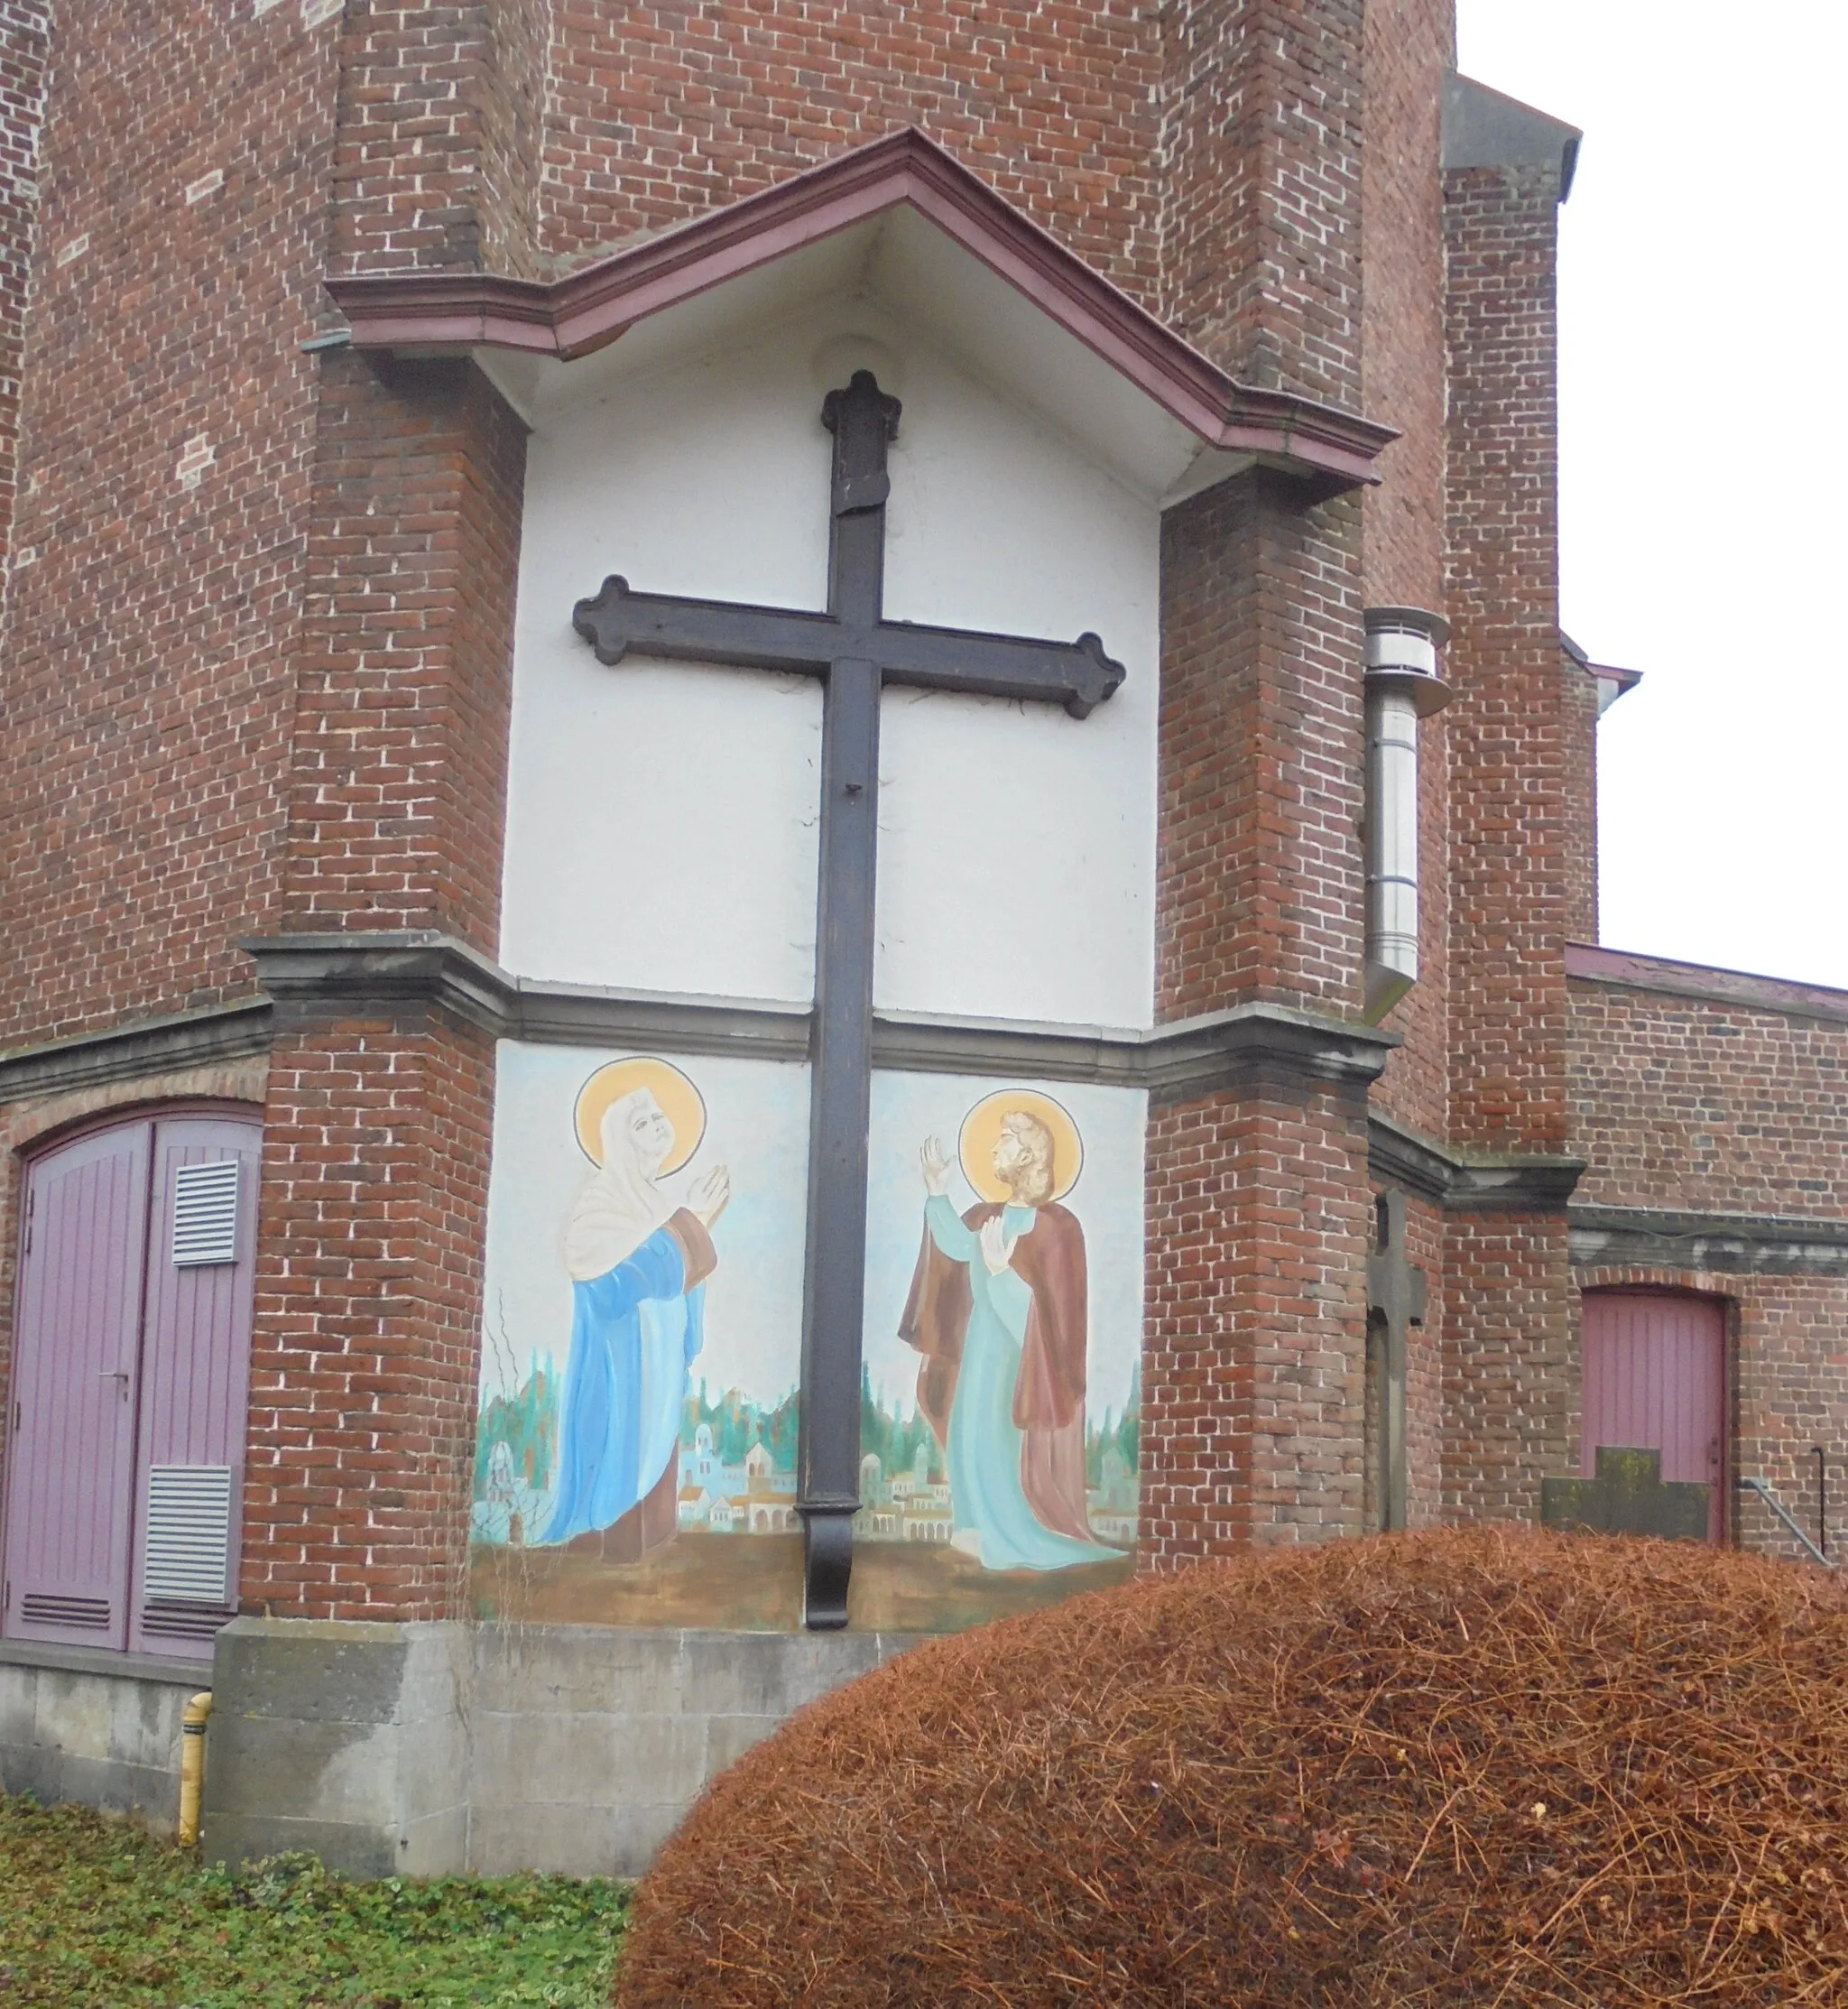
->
[542,1083,729,1562]
[900,1103,1116,1571]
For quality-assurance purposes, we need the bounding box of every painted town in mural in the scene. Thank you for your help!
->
[471,1050,1142,1630]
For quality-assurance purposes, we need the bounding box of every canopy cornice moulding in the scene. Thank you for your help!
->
[323,127,1397,493]
[237,931,1399,1100]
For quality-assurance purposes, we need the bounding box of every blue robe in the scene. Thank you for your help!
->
[542,1224,705,1543]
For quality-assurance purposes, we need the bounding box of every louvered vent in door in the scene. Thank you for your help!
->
[131,1116,261,1658]
[19,1593,112,1631]
[138,1465,235,1643]
[171,1161,240,1265]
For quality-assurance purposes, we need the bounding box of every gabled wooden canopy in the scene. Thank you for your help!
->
[325,128,1396,491]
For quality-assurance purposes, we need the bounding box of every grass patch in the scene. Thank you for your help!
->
[0,1792,627,2007]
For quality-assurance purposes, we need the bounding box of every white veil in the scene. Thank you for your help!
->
[563,1088,677,1282]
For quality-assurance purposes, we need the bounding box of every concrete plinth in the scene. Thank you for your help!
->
[200,1619,923,1879]
[0,1640,203,1834]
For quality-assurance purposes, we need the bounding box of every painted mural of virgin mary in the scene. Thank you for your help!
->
[542,1058,729,1562]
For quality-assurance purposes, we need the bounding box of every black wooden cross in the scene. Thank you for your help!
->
[573,372,1125,1626]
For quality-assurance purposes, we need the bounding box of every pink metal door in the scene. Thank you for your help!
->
[128,1116,261,1659]
[1581,1292,1726,1544]
[3,1121,153,1648]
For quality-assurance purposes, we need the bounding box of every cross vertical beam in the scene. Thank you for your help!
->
[798,373,899,1626]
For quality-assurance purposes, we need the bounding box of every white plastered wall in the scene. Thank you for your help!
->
[499,292,1160,1029]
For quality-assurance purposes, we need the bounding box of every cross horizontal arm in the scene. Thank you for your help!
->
[574,577,840,679]
[871,618,1123,719]
[573,576,1126,718]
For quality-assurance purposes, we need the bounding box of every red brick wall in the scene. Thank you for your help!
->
[283,351,526,948]
[247,342,523,1618]
[1159,0,1363,394]
[1400,1188,1446,1525]
[1142,1083,1372,1555]
[331,1,549,280]
[1442,159,1574,1156]
[1359,0,1451,1147]
[1443,1214,1575,1523]
[1560,651,1599,946]
[1360,0,1448,610]
[1569,973,1848,1566]
[1156,473,1365,1015]
[1570,979,1848,1217]
[0,1,48,586]
[537,1,1164,302]
[1144,462,1373,1559]
[1435,153,1585,1523]
[0,0,342,1049]
[243,1010,494,1621]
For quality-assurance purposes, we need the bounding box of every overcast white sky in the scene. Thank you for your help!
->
[1455,2,1848,990]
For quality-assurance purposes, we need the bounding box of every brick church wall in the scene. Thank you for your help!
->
[331,0,549,281]
[1569,959,1848,1563]
[1437,144,1584,1522]
[1570,972,1848,1217]
[1159,0,1363,398]
[1354,4,1454,1534]
[1358,0,1451,1146]
[0,0,342,1049]
[246,1012,496,1621]
[537,1,1165,302]
[1143,1082,1372,1554]
[0,0,48,590]
[1145,466,1373,1555]
[246,346,523,1621]
[282,351,525,944]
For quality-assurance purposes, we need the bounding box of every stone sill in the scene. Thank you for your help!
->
[0,1636,209,1686]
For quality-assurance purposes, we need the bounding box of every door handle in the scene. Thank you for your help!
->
[97,1369,130,1397]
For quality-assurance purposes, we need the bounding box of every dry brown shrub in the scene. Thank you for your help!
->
[614,1528,1848,2006]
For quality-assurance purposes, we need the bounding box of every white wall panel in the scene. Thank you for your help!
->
[501,298,1159,1027]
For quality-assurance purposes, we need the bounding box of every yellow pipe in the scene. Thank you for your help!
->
[178,1691,213,1847]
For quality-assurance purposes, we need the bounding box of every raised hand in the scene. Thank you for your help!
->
[978,1214,1017,1276]
[919,1136,950,1198]
[687,1164,731,1228]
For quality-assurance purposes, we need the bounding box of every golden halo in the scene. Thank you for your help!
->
[957,1089,1084,1205]
[574,1057,707,1175]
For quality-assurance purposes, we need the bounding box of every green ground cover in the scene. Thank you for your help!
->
[0,1793,627,2008]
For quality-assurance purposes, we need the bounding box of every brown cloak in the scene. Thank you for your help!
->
[898,1200,1097,1545]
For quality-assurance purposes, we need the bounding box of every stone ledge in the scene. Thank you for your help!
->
[1369,1109,1585,1212]
[1569,1205,1848,1277]
[1566,941,1848,1026]
[0,1637,208,1686]
[0,998,273,1105]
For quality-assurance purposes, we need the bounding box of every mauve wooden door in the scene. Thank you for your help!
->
[1581,1292,1726,1544]
[3,1121,152,1649]
[127,1116,261,1660]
